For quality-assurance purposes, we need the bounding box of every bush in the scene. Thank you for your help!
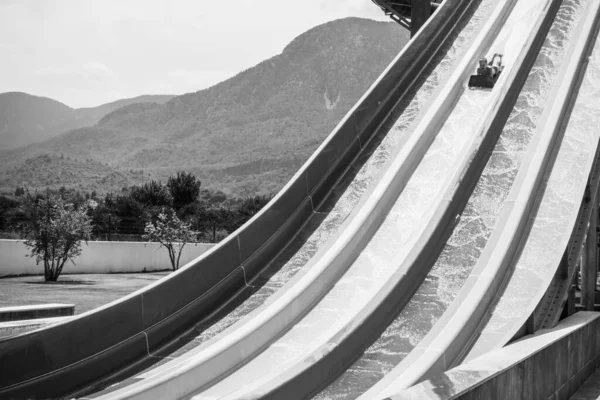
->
[144,208,197,270]
[168,171,201,210]
[238,194,272,218]
[131,180,172,208]
[0,195,22,231]
[23,193,92,281]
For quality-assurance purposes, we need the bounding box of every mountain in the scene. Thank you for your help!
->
[0,93,77,150]
[0,17,409,196]
[0,93,175,150]
[74,95,176,126]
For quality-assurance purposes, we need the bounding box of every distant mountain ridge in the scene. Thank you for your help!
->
[0,17,409,196]
[0,92,175,150]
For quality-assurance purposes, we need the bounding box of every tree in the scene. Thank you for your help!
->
[167,171,201,210]
[130,180,172,208]
[23,193,92,281]
[202,204,234,243]
[111,193,145,236]
[0,195,21,232]
[143,208,197,270]
[238,194,272,219]
[208,190,228,204]
[88,196,118,240]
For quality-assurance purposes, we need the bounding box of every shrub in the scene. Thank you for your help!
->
[143,208,197,270]
[23,193,92,281]
[168,171,201,210]
[131,180,172,208]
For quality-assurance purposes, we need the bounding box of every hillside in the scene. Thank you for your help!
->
[74,95,175,127]
[0,93,175,150]
[0,18,409,196]
[0,154,144,194]
[0,93,76,150]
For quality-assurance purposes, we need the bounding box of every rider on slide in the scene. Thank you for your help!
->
[477,53,503,80]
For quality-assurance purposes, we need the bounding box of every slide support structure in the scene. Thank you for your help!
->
[411,0,432,36]
[582,196,598,311]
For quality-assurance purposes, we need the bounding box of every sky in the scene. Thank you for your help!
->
[0,0,387,108]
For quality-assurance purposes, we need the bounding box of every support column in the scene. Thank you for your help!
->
[567,283,576,316]
[582,203,598,310]
[411,0,431,37]
[559,251,568,279]
[525,313,535,335]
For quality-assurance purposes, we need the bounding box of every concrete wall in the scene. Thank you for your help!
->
[0,317,71,339]
[0,240,214,277]
[392,312,600,400]
[0,304,74,322]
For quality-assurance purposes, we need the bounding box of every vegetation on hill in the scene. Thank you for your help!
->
[0,154,146,194]
[1,171,273,244]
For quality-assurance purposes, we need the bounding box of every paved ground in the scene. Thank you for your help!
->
[0,272,169,314]
[571,368,600,400]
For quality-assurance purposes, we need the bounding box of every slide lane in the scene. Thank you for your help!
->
[358,0,598,397]
[181,0,544,398]
[534,5,600,333]
[318,0,569,398]
[0,1,476,398]
[80,1,489,399]
[534,117,600,329]
[463,0,600,363]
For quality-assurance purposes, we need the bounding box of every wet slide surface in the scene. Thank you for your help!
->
[464,0,600,361]
[317,0,585,399]
[84,1,484,398]
[186,0,512,398]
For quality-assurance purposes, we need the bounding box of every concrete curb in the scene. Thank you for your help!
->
[0,317,71,339]
[0,304,74,323]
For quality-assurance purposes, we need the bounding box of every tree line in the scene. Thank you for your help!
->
[1,171,273,244]
[1,171,273,281]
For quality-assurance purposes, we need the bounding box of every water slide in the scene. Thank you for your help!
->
[0,0,477,399]
[80,1,497,398]
[179,0,599,398]
[462,0,600,361]
[87,0,582,399]
[366,0,600,396]
[3,0,599,399]
[353,0,600,398]
[178,0,580,399]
